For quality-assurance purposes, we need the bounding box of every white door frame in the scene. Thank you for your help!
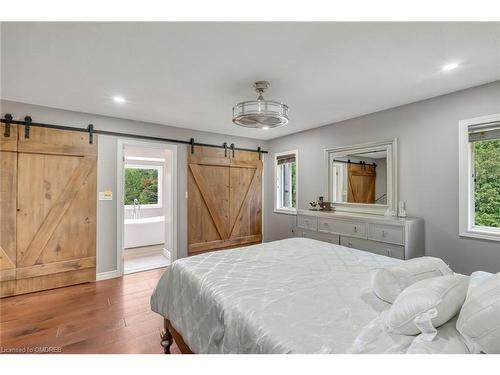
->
[116,139,178,276]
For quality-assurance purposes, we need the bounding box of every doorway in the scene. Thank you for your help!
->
[117,140,177,275]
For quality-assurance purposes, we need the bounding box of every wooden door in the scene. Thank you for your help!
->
[0,124,18,285]
[188,146,262,255]
[229,149,262,242]
[347,163,376,204]
[0,125,97,298]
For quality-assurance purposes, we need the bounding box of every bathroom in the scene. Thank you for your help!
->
[122,144,174,274]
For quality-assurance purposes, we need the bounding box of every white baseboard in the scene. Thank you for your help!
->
[96,269,121,281]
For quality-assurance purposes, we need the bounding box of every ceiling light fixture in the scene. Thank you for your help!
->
[442,62,459,72]
[232,81,289,129]
[113,95,126,103]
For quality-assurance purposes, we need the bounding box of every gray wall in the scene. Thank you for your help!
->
[1,99,267,274]
[264,81,500,275]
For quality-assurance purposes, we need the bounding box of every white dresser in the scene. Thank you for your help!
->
[295,209,424,260]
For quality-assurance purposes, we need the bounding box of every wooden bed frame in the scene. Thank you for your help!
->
[160,318,194,354]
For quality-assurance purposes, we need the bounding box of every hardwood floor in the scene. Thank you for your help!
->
[0,268,180,354]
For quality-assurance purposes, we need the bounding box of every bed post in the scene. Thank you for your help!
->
[160,318,173,354]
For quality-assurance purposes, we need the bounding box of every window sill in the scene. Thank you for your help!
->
[125,205,162,210]
[460,228,500,242]
[274,208,297,216]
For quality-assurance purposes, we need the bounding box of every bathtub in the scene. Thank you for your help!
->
[124,215,165,249]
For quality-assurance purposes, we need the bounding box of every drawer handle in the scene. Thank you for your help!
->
[353,226,358,233]
[387,249,392,257]
[382,230,387,237]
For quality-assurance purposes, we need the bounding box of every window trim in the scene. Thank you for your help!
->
[124,163,163,209]
[274,150,298,215]
[459,113,500,242]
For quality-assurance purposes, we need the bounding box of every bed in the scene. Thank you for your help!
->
[151,237,426,353]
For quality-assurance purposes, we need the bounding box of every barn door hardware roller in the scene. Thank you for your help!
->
[190,138,195,154]
[223,142,228,157]
[87,124,94,144]
[24,116,32,138]
[257,147,262,160]
[3,113,12,137]
[230,143,235,157]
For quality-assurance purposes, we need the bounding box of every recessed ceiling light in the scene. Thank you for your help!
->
[442,62,459,72]
[113,96,126,103]
[262,126,270,130]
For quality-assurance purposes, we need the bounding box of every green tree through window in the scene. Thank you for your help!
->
[474,139,500,228]
[124,167,159,205]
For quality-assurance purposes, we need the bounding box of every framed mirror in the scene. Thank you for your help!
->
[325,139,398,216]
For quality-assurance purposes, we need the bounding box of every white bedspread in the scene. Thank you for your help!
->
[151,237,403,353]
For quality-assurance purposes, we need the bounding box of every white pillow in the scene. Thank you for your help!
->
[371,256,453,303]
[406,317,470,354]
[386,274,469,335]
[456,271,500,354]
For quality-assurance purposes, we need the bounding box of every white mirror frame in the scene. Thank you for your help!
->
[325,138,398,216]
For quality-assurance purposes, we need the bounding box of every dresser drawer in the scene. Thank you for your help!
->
[318,218,336,234]
[319,218,366,238]
[296,229,339,244]
[297,215,318,231]
[340,236,405,259]
[368,223,404,245]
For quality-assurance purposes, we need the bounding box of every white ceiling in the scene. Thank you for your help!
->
[1,22,499,140]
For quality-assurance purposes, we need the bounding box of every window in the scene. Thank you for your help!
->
[459,114,500,241]
[124,164,162,208]
[274,150,297,214]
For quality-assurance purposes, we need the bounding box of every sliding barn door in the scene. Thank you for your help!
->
[188,146,262,255]
[0,125,97,298]
[229,149,262,242]
[0,124,18,286]
[347,163,376,204]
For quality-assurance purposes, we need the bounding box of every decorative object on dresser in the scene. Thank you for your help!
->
[295,209,424,260]
[309,196,334,211]
[398,201,407,218]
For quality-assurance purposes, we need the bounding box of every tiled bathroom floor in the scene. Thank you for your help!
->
[124,244,170,274]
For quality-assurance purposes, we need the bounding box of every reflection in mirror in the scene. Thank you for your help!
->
[326,138,398,216]
[331,150,387,204]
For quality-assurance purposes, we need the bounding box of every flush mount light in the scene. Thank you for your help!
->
[232,81,289,129]
[442,62,459,71]
[113,95,126,103]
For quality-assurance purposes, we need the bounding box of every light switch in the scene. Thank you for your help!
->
[99,190,113,201]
